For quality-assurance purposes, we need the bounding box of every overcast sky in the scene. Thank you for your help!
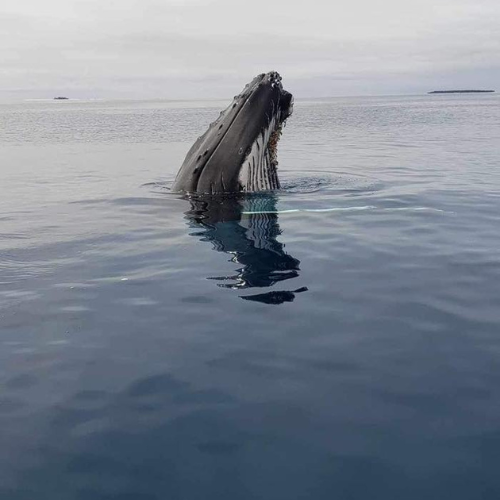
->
[1,0,499,99]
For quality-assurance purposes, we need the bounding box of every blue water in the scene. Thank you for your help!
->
[1,94,500,499]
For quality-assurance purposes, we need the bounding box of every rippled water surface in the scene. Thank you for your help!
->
[1,95,500,499]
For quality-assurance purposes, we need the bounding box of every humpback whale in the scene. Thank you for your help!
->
[172,71,293,194]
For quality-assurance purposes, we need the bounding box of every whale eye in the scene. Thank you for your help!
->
[238,147,243,155]
[197,155,201,161]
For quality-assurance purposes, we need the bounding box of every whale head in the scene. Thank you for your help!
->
[172,71,293,194]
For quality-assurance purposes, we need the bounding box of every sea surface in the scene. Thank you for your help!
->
[1,94,500,499]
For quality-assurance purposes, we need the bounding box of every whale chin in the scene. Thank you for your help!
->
[172,71,293,194]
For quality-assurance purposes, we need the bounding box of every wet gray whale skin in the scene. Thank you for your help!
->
[172,71,293,194]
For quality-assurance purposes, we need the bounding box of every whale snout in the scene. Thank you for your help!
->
[280,91,294,120]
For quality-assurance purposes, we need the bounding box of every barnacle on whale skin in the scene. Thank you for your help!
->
[268,124,284,167]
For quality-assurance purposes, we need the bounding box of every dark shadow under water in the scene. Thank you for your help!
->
[183,193,307,305]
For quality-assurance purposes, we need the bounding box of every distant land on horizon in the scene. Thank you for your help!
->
[428,90,495,94]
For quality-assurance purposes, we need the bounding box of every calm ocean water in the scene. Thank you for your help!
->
[1,94,500,499]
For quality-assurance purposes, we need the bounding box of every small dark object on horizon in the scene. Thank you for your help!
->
[53,96,69,100]
[428,90,495,94]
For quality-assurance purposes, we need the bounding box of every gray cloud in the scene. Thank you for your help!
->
[1,0,499,99]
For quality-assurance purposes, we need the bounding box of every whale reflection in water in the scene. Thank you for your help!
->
[184,194,307,305]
